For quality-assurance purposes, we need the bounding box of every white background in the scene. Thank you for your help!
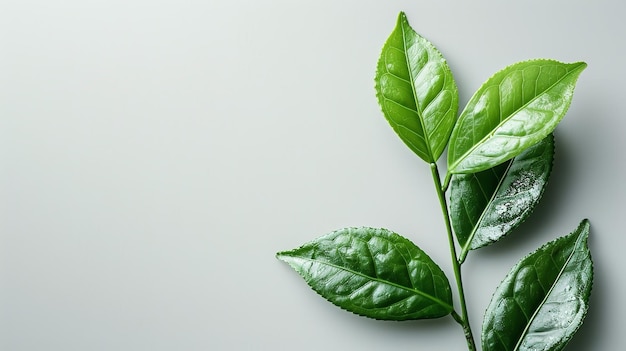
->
[2,0,624,350]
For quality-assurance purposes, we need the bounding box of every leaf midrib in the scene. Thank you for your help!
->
[511,231,584,351]
[449,62,583,173]
[461,160,513,254]
[400,15,434,162]
[279,254,453,311]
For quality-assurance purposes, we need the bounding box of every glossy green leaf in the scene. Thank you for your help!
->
[482,220,593,351]
[375,12,458,163]
[447,59,586,174]
[276,227,453,320]
[451,134,555,259]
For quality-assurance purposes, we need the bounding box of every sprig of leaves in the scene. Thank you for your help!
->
[277,11,593,351]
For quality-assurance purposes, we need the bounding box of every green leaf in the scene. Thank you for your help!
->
[482,219,593,351]
[447,59,586,174]
[451,134,555,259]
[276,227,453,320]
[375,12,458,163]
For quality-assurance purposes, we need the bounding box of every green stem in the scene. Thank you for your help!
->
[430,163,477,351]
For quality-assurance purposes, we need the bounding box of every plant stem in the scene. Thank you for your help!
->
[430,163,477,351]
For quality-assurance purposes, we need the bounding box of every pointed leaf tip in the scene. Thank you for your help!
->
[482,219,593,351]
[375,12,459,163]
[277,227,453,320]
[451,134,555,255]
[448,59,586,174]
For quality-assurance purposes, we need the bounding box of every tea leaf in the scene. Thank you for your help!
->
[277,227,453,320]
[448,59,585,174]
[375,12,458,163]
[451,134,554,259]
[482,220,593,351]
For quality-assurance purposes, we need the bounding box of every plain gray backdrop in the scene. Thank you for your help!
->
[2,0,624,350]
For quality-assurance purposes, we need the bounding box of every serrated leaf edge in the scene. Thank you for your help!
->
[461,134,555,255]
[374,11,458,162]
[276,254,454,319]
[515,219,592,351]
[448,59,586,174]
[276,226,455,320]
[481,219,593,351]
